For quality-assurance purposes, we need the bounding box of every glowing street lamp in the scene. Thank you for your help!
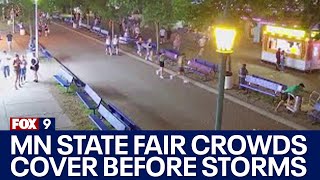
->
[214,27,236,54]
[214,26,236,130]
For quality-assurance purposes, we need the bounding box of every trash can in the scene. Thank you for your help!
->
[72,22,77,29]
[224,71,233,89]
[20,29,25,35]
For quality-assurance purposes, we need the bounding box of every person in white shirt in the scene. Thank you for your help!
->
[112,35,119,55]
[1,50,10,78]
[159,27,166,44]
[145,38,153,61]
[134,25,140,38]
[105,35,112,56]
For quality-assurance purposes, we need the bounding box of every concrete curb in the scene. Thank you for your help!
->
[53,22,309,130]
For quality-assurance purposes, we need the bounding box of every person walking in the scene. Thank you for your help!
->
[136,36,143,57]
[177,53,185,75]
[112,35,119,55]
[280,50,286,72]
[239,64,249,89]
[159,27,166,44]
[275,83,305,112]
[38,23,42,37]
[275,48,281,71]
[1,51,10,78]
[145,38,153,61]
[13,54,22,90]
[105,35,112,56]
[6,32,13,52]
[156,53,165,79]
[30,53,39,83]
[20,55,27,84]
[44,23,49,37]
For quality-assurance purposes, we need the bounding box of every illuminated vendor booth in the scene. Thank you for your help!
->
[261,25,320,71]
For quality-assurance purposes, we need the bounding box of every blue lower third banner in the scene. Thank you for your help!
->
[0,131,319,179]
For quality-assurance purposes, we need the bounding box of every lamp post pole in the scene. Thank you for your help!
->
[35,0,39,58]
[215,53,228,130]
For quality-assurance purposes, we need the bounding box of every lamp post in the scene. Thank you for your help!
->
[214,27,236,130]
[35,0,39,58]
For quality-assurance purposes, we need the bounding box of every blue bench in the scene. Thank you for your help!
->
[91,26,101,34]
[63,18,73,24]
[39,45,53,60]
[52,15,60,20]
[76,84,102,113]
[308,103,320,122]
[89,104,129,130]
[53,68,74,92]
[100,29,109,37]
[160,49,180,64]
[185,59,219,81]
[79,22,91,30]
[140,42,157,52]
[239,75,287,97]
[120,36,136,45]
[107,103,141,130]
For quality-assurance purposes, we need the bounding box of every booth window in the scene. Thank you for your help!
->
[268,37,301,56]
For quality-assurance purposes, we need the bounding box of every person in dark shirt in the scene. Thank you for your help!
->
[6,32,13,51]
[275,48,281,71]
[239,64,249,89]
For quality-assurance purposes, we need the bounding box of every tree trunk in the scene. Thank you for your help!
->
[155,21,160,53]
[111,20,114,38]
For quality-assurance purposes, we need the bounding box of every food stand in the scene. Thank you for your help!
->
[261,25,320,71]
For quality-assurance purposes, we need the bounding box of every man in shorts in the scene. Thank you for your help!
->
[6,32,13,51]
[160,27,166,44]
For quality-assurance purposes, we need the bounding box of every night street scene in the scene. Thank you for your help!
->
[0,0,319,130]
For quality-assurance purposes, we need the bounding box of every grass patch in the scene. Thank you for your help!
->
[52,83,116,130]
[51,83,97,130]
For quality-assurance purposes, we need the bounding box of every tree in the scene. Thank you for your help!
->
[7,0,35,38]
[142,0,175,53]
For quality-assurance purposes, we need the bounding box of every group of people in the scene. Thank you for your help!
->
[275,48,286,71]
[1,52,39,90]
[238,63,305,112]
[105,35,119,56]
[38,23,50,37]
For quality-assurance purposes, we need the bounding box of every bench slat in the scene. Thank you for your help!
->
[107,103,139,130]
[88,114,109,130]
[98,105,127,130]
[53,75,71,87]
[84,85,102,105]
[76,92,97,109]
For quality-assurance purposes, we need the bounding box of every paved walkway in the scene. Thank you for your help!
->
[39,23,300,130]
[0,30,73,130]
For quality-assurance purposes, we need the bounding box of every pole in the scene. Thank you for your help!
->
[35,0,39,58]
[215,53,228,130]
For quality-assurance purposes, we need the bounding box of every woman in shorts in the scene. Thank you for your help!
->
[13,54,22,89]
[156,53,165,79]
